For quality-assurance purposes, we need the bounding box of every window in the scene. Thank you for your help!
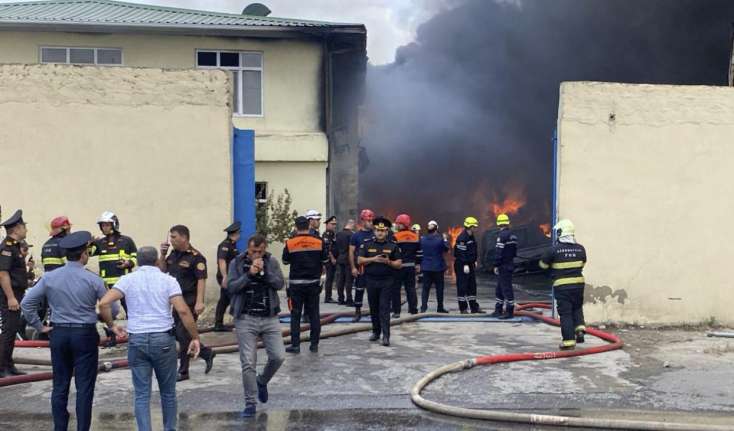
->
[196,50,263,116]
[40,47,123,65]
[255,182,268,210]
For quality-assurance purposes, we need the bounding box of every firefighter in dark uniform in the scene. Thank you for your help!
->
[283,216,328,354]
[90,211,137,316]
[333,219,355,305]
[454,216,483,313]
[392,214,421,317]
[358,217,402,346]
[159,224,216,380]
[42,216,72,272]
[539,219,587,351]
[491,214,518,319]
[214,221,241,332]
[322,216,338,303]
[349,209,376,322]
[0,210,29,377]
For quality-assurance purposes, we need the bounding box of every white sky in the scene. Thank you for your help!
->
[0,0,455,64]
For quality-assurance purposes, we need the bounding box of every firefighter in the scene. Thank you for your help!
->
[283,216,329,353]
[454,217,483,313]
[42,216,72,272]
[392,214,421,317]
[491,214,518,319]
[539,219,587,351]
[90,211,137,316]
[214,221,241,332]
[322,216,338,303]
[333,219,355,305]
[357,217,402,346]
[349,209,376,322]
[0,210,29,377]
[411,224,421,235]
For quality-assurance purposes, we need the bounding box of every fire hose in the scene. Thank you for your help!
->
[410,303,733,431]
[4,305,732,430]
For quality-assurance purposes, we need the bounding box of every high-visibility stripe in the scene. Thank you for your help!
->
[539,260,549,269]
[562,340,576,347]
[401,262,416,267]
[575,325,586,333]
[551,261,585,270]
[103,276,120,285]
[553,276,585,287]
[42,257,65,265]
[98,255,121,262]
[289,279,321,285]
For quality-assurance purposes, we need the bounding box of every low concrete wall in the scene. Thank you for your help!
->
[0,64,232,308]
[556,81,734,325]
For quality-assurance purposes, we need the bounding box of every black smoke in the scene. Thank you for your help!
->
[361,0,734,230]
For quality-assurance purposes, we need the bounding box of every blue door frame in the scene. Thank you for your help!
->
[233,128,256,250]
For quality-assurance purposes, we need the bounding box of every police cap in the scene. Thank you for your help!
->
[224,221,241,233]
[59,231,93,250]
[0,209,25,229]
[373,217,392,231]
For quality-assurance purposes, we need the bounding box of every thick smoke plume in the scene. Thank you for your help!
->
[361,0,734,232]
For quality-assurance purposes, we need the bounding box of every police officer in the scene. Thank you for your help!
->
[454,216,483,313]
[358,217,402,346]
[283,216,328,354]
[349,209,376,322]
[305,209,322,237]
[21,231,124,431]
[491,214,518,319]
[42,216,72,272]
[91,211,137,316]
[322,216,338,303]
[159,224,215,381]
[0,210,29,377]
[539,219,587,351]
[392,214,422,317]
[333,219,355,305]
[214,221,241,332]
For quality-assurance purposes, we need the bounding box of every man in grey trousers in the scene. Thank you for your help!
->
[227,233,286,418]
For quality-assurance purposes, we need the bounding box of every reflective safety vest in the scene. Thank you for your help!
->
[539,242,587,290]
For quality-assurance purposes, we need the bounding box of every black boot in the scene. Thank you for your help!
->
[352,308,362,323]
[489,303,503,318]
[575,331,586,344]
[498,305,514,320]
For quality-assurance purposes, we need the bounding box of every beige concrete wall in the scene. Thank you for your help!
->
[0,64,232,308]
[557,81,734,325]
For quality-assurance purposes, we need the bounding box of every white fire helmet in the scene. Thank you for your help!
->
[97,211,120,231]
[427,220,439,230]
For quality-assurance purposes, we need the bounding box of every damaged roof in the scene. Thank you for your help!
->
[0,0,365,35]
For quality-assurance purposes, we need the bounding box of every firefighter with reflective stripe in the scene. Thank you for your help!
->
[283,216,328,354]
[490,214,518,319]
[349,209,375,322]
[392,214,421,317]
[322,216,338,303]
[90,211,137,316]
[42,216,72,272]
[214,221,241,331]
[358,217,402,346]
[539,219,587,351]
[453,216,483,313]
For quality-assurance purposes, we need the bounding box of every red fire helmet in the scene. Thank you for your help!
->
[49,216,71,236]
[395,214,411,227]
[360,209,375,221]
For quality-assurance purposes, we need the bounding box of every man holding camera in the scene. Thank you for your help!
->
[227,234,286,418]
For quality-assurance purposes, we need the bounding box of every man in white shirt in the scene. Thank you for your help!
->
[99,246,200,431]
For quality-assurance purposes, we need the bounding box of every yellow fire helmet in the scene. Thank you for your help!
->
[496,214,510,226]
[553,219,575,237]
[463,216,479,228]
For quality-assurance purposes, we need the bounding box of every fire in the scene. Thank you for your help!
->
[539,223,551,238]
[487,185,527,224]
[447,226,463,248]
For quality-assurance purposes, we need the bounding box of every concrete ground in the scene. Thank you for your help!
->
[2,275,734,430]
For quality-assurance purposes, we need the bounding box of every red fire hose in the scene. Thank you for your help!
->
[411,303,733,431]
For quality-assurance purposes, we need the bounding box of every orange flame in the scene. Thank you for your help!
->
[487,186,527,222]
[447,226,463,248]
[539,223,551,238]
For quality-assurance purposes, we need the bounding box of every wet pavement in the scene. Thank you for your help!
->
[2,275,734,429]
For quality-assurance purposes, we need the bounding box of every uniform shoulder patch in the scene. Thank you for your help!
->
[196,262,206,271]
[1,250,11,256]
